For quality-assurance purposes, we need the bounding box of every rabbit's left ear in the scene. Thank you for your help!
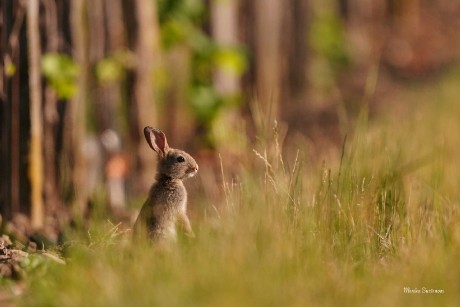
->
[144,126,170,157]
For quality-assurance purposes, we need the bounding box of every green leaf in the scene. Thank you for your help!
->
[309,13,348,68]
[189,86,221,124]
[41,53,79,99]
[5,62,16,76]
[96,58,124,83]
[213,47,247,75]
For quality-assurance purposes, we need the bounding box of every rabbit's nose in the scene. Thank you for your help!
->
[194,165,199,172]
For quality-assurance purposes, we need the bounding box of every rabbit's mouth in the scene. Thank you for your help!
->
[186,166,199,178]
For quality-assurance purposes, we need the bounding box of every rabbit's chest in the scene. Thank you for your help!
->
[149,184,187,212]
[165,187,187,210]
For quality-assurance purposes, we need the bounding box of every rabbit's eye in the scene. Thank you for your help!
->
[176,156,185,163]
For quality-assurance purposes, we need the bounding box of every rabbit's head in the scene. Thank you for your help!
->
[144,126,198,180]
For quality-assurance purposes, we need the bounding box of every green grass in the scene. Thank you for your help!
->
[15,71,460,306]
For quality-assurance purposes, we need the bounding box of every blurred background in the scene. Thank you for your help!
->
[1,0,460,238]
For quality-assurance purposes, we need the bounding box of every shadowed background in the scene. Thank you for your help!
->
[2,1,460,306]
[2,0,460,230]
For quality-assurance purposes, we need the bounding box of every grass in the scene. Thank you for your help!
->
[11,70,460,306]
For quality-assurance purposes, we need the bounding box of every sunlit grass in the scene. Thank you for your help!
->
[17,71,460,306]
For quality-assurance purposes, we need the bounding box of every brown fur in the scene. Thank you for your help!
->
[133,127,198,241]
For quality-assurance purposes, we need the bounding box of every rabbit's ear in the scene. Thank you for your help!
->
[144,127,169,157]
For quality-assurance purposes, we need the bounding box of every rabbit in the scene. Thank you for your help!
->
[133,127,198,242]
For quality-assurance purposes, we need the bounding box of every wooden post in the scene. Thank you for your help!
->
[211,0,240,96]
[0,0,13,220]
[26,0,44,229]
[69,0,89,217]
[43,0,63,217]
[134,0,161,192]
[254,0,283,124]
[210,0,243,152]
